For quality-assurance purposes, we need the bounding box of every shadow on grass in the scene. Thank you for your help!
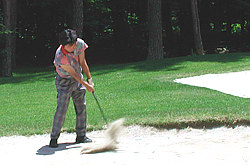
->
[0,74,55,85]
[0,73,55,85]
[1,52,249,84]
[0,66,55,85]
[91,52,250,75]
[36,142,81,155]
[132,52,249,72]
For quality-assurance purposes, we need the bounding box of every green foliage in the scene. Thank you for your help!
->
[0,25,13,35]
[0,8,6,35]
[0,53,249,136]
[231,23,242,34]
[1,0,250,66]
[127,12,139,24]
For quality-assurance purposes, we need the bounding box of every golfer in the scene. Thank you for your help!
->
[49,29,94,148]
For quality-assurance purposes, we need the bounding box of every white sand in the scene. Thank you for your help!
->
[174,70,250,98]
[0,126,249,165]
[0,71,249,165]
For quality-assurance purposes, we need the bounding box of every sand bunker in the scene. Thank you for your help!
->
[0,126,249,165]
[174,70,250,98]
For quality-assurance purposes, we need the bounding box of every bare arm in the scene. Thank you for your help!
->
[60,64,94,93]
[79,51,92,79]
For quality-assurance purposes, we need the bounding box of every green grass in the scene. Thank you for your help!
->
[0,52,249,136]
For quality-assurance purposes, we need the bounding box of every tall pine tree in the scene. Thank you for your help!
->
[191,0,204,55]
[147,0,164,60]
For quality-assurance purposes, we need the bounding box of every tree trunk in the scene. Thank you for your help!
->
[191,0,204,55]
[73,0,84,37]
[147,0,164,60]
[2,0,13,77]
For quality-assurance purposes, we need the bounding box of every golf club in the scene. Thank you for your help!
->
[92,92,108,125]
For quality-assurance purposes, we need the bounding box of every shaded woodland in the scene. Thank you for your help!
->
[1,0,250,76]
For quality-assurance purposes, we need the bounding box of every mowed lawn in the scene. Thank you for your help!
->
[0,53,249,136]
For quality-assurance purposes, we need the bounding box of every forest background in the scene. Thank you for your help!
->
[1,0,250,77]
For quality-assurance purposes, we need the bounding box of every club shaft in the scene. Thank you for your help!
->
[92,92,108,125]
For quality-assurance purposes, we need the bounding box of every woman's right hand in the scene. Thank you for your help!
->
[86,84,94,93]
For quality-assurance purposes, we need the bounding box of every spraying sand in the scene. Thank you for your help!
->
[80,118,125,154]
[0,71,249,165]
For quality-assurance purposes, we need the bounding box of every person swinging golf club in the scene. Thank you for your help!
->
[49,29,94,148]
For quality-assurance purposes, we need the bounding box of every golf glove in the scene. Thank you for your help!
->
[87,78,94,86]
